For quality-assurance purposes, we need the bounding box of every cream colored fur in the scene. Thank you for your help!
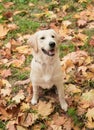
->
[28,29,68,111]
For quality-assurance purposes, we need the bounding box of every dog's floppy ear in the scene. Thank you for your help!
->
[27,33,38,52]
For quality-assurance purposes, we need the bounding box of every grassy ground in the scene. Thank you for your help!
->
[0,0,94,129]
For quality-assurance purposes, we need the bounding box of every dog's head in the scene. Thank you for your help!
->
[28,29,59,56]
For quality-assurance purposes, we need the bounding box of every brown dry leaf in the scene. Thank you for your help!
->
[16,125,27,130]
[2,79,11,88]
[7,55,25,68]
[61,59,75,73]
[1,87,12,97]
[62,51,88,66]
[77,19,87,27]
[1,69,11,78]
[12,90,25,104]
[66,84,82,94]
[6,120,16,130]
[3,2,14,8]
[14,78,30,86]
[89,36,94,46]
[76,33,88,42]
[15,45,32,54]
[0,106,11,120]
[63,118,73,130]
[17,113,38,127]
[3,11,13,19]
[28,2,35,7]
[50,125,62,130]
[13,10,27,15]
[88,64,94,73]
[7,23,18,31]
[38,100,54,118]
[52,113,67,126]
[78,0,87,3]
[86,108,94,129]
[0,24,9,39]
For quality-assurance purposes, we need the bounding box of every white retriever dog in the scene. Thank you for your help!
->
[28,29,68,111]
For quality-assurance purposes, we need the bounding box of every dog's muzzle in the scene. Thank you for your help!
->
[41,41,56,56]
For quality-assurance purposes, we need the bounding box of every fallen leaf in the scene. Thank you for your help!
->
[86,108,94,129]
[20,103,30,112]
[0,106,11,120]
[2,79,11,88]
[3,2,14,8]
[1,69,11,78]
[50,125,62,130]
[66,84,82,94]
[12,90,25,104]
[0,24,9,39]
[38,101,54,118]
[77,19,87,28]
[1,87,11,97]
[89,36,94,46]
[6,120,16,130]
[88,64,94,73]
[78,0,87,3]
[15,45,32,54]
[7,23,18,31]
[3,11,13,19]
[17,113,38,127]
[52,113,67,126]
[14,78,30,86]
[80,90,94,108]
[16,125,27,130]
[7,55,25,68]
[13,10,27,16]
[62,51,88,66]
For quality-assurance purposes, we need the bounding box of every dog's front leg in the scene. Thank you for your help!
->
[31,84,39,105]
[56,82,68,111]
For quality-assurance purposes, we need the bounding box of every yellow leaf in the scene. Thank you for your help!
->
[20,103,30,112]
[62,4,69,12]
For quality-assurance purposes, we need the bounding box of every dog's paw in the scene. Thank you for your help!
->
[61,101,68,112]
[31,98,38,105]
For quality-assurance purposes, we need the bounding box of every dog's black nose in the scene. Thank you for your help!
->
[49,42,55,48]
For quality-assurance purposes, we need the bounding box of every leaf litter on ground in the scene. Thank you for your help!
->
[0,0,94,129]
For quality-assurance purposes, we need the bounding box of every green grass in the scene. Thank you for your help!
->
[59,43,75,58]
[67,108,84,127]
[0,120,6,130]
[11,68,29,80]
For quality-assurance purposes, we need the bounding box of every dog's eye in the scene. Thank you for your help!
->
[52,35,55,38]
[40,37,45,40]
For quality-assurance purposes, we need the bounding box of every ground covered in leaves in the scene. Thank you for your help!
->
[0,0,94,130]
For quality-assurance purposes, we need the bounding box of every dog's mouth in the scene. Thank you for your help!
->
[41,48,55,56]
